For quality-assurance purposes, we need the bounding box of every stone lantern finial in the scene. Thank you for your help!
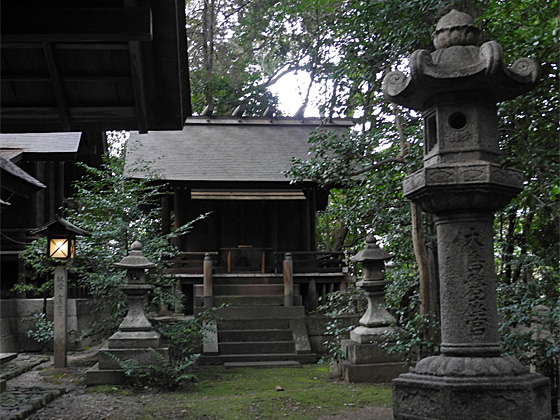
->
[433,9,480,49]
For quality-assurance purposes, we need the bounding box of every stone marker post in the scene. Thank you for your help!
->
[382,10,550,419]
[53,266,68,369]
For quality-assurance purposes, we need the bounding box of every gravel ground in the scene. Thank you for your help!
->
[9,346,393,420]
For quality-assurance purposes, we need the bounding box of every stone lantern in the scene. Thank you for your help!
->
[382,10,550,419]
[86,241,168,385]
[339,235,407,382]
[113,241,158,337]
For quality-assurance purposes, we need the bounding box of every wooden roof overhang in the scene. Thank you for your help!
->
[0,132,82,163]
[0,155,46,198]
[1,1,191,134]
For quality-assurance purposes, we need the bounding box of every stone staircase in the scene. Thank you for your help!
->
[194,274,294,307]
[197,293,317,367]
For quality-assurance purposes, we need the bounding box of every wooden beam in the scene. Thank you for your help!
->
[1,8,152,43]
[128,41,149,134]
[1,43,129,51]
[42,42,71,131]
[1,75,132,83]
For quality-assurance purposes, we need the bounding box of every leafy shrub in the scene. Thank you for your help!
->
[313,287,365,365]
[26,312,54,343]
[107,348,199,390]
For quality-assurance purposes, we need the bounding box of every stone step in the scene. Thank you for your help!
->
[213,296,284,306]
[219,341,295,355]
[219,329,293,342]
[218,319,291,331]
[211,276,283,285]
[206,305,306,320]
[199,353,317,365]
[224,361,301,369]
[195,284,284,296]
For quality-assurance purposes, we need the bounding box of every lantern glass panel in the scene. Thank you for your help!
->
[49,238,75,259]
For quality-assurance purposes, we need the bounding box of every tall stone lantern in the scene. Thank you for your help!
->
[86,241,168,385]
[340,235,407,383]
[382,10,550,419]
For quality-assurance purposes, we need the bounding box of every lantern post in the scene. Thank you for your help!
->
[31,216,90,369]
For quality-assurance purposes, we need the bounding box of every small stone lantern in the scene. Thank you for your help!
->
[350,235,395,335]
[86,241,168,385]
[340,235,407,383]
[113,241,157,335]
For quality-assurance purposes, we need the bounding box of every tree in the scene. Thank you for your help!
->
[287,0,557,365]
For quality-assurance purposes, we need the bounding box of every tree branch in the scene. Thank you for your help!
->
[348,156,406,177]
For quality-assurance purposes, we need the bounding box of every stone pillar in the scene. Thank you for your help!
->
[340,236,407,382]
[53,266,68,369]
[382,10,550,419]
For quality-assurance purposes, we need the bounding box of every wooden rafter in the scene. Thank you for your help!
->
[2,8,153,43]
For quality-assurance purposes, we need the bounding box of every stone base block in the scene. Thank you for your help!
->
[107,330,161,349]
[393,358,551,420]
[97,346,169,370]
[85,363,126,386]
[341,360,409,383]
[343,339,405,365]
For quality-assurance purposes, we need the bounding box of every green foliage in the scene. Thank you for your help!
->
[382,312,440,365]
[498,281,560,371]
[312,288,364,365]
[106,348,199,390]
[105,307,225,390]
[26,312,54,344]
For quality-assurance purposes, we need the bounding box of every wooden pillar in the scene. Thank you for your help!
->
[303,193,312,252]
[203,253,214,308]
[283,253,294,307]
[307,278,318,312]
[55,161,65,212]
[174,279,183,314]
[173,188,191,250]
[161,194,171,235]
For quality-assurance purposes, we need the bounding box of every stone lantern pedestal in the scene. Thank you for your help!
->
[340,236,408,383]
[382,10,550,419]
[86,242,169,386]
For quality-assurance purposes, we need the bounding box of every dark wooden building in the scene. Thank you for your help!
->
[125,117,352,272]
[125,117,354,313]
[0,132,106,297]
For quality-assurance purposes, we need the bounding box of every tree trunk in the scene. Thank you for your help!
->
[202,0,216,104]
[410,201,439,357]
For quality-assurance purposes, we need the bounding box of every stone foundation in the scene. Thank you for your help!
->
[393,356,551,420]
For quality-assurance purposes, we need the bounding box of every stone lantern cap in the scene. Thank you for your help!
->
[114,241,156,270]
[382,9,540,111]
[350,235,393,263]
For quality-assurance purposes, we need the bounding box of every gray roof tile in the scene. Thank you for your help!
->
[125,119,350,182]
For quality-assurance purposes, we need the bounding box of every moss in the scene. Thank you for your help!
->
[139,365,392,419]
